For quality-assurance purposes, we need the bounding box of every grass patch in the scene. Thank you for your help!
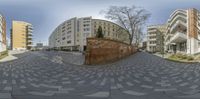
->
[168,53,195,62]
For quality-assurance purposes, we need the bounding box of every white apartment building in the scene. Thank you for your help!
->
[49,17,130,51]
[0,13,6,53]
[165,8,200,54]
[147,8,200,54]
[147,24,167,52]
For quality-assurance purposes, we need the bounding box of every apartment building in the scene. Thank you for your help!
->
[91,19,129,44]
[165,8,200,54]
[147,8,200,54]
[147,24,167,52]
[11,21,33,50]
[49,18,77,50]
[49,17,130,51]
[0,13,6,53]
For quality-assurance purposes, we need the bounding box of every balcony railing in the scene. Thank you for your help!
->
[170,10,186,20]
[148,43,156,46]
[148,38,157,41]
[170,20,187,33]
[169,32,187,43]
[148,29,157,33]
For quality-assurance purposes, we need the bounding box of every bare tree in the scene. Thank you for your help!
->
[102,5,151,46]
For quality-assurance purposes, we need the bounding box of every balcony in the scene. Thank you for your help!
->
[148,43,156,46]
[27,34,33,38]
[169,32,187,43]
[27,25,33,29]
[169,15,187,27]
[147,34,156,37]
[27,29,33,33]
[27,37,33,41]
[27,33,33,37]
[165,34,173,40]
[170,10,186,20]
[148,29,157,33]
[148,38,156,41]
[27,44,33,47]
[27,41,33,46]
[170,20,187,33]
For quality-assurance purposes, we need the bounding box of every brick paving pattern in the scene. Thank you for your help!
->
[0,51,200,99]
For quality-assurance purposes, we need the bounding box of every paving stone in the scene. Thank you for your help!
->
[1,51,200,99]
[122,90,146,96]
[84,91,109,98]
[0,93,12,99]
[28,91,54,96]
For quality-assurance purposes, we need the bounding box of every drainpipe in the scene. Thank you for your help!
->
[190,38,191,54]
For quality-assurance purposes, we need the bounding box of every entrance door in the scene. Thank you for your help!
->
[172,45,177,54]
[83,46,87,51]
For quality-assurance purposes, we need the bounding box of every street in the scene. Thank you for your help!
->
[0,51,200,99]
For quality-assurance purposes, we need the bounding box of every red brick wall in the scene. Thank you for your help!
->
[85,38,137,65]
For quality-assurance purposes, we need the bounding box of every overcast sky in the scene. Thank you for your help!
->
[0,0,200,45]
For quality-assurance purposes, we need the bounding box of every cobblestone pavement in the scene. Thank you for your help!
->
[0,51,200,99]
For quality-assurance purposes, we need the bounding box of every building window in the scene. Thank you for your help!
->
[83,18,90,20]
[84,28,90,31]
[67,35,71,39]
[62,30,65,32]
[67,31,71,34]
[84,24,90,27]
[67,27,71,30]
[67,40,71,44]
[198,41,200,48]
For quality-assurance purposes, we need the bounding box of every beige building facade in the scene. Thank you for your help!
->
[49,17,130,51]
[0,13,6,52]
[11,21,33,50]
[147,24,167,52]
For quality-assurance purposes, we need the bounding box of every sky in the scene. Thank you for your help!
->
[0,0,200,45]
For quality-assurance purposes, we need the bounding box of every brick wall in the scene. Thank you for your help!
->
[85,38,137,65]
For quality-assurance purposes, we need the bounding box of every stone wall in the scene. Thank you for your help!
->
[85,38,137,65]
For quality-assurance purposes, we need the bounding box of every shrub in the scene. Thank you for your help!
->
[169,53,194,61]
[0,50,8,59]
[187,56,194,60]
[181,54,188,59]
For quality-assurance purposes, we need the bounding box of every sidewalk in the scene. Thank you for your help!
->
[0,54,18,62]
[153,53,171,58]
[0,50,27,63]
